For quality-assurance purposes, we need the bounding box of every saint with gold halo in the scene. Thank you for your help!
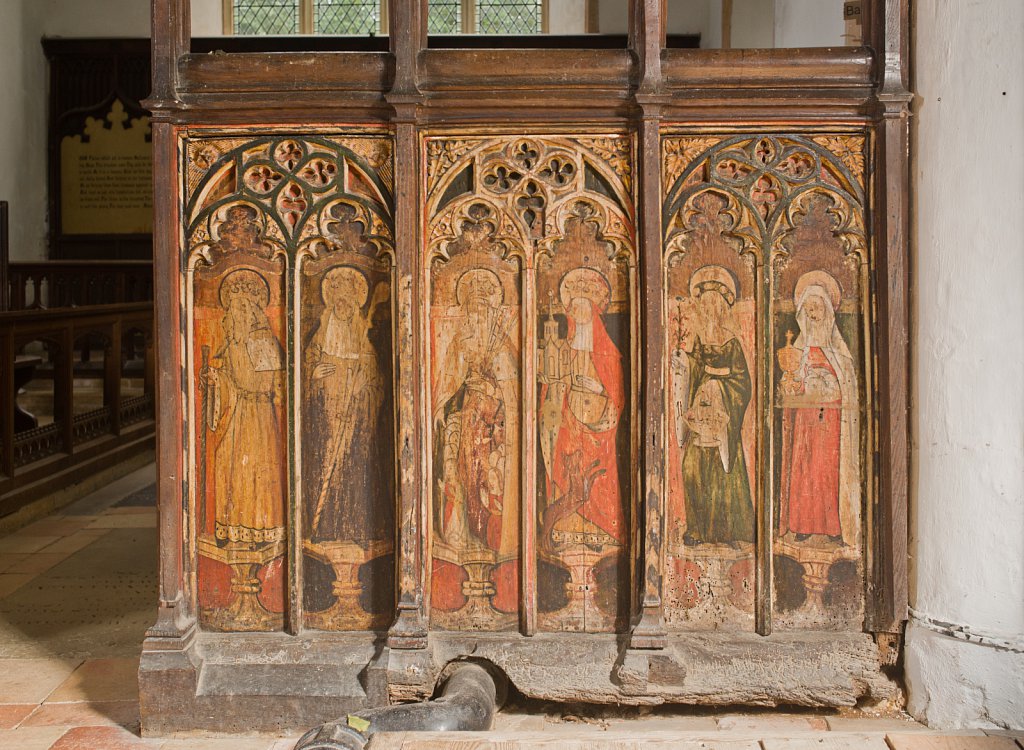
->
[680,264,754,547]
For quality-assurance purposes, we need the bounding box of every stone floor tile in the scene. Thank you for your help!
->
[0,659,81,703]
[269,739,303,750]
[4,552,75,576]
[48,725,162,749]
[594,716,721,733]
[982,732,1024,742]
[47,658,141,703]
[22,700,140,729]
[159,737,277,750]
[491,713,549,731]
[826,717,928,732]
[0,573,37,598]
[19,518,91,538]
[368,732,762,749]
[762,737,890,749]
[717,715,829,732]
[0,704,36,729]
[0,726,69,750]
[0,554,31,574]
[85,515,156,530]
[36,530,109,557]
[887,736,1021,750]
[0,535,61,555]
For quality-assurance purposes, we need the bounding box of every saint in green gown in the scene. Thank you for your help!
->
[681,336,755,544]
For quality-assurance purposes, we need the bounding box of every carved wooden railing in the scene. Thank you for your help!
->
[0,302,155,517]
[4,260,153,311]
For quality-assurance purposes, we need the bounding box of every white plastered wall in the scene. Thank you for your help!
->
[908,0,1024,730]
[0,2,48,261]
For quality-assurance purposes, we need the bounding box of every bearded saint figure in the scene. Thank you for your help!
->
[206,268,286,546]
[305,265,390,545]
[779,271,861,546]
[433,268,520,559]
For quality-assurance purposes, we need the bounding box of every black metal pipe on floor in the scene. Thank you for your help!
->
[294,662,505,750]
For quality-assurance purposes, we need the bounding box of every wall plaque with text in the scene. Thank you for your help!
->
[60,100,153,236]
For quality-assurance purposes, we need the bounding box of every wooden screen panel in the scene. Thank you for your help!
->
[190,209,289,633]
[769,137,869,630]
[661,133,870,633]
[185,135,395,633]
[424,135,636,634]
[661,166,759,630]
[426,148,525,632]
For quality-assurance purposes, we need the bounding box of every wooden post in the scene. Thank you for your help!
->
[1,330,13,479]
[629,0,668,652]
[105,319,123,436]
[722,0,733,49]
[387,0,429,651]
[869,0,911,634]
[57,326,74,454]
[146,0,191,636]
[0,202,8,313]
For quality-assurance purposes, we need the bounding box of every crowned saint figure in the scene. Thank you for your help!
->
[542,267,626,547]
[680,265,755,547]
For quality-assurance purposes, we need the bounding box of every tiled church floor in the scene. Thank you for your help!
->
[0,465,1020,750]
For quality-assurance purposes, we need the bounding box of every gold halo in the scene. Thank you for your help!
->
[794,270,842,310]
[322,265,369,308]
[219,268,270,309]
[689,265,738,305]
[456,268,503,307]
[559,267,611,312]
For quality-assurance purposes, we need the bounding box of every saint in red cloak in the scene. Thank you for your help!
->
[542,270,625,545]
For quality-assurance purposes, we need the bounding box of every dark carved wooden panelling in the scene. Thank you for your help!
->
[184,135,395,633]
[43,39,153,260]
[424,135,636,634]
[661,133,869,633]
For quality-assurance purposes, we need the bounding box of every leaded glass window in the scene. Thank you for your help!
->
[315,0,379,34]
[428,1,462,34]
[476,0,541,34]
[232,0,301,35]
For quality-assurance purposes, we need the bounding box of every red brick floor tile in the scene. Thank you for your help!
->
[22,701,140,730]
[48,725,161,749]
[0,704,36,729]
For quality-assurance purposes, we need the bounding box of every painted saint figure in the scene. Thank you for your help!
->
[204,269,286,546]
[433,269,520,560]
[305,266,389,545]
[778,271,860,546]
[680,265,755,547]
[540,268,625,547]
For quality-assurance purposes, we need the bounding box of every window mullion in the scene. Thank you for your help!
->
[301,0,314,33]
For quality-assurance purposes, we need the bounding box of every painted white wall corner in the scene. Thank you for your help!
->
[910,0,1024,732]
[906,622,1024,729]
